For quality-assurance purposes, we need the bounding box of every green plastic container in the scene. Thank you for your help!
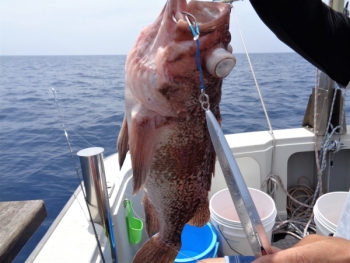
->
[124,199,143,244]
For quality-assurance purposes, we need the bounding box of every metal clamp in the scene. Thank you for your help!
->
[199,92,210,111]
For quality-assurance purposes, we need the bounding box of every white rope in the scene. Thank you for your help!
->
[232,7,274,137]
[232,7,277,180]
[314,69,323,197]
[232,4,349,241]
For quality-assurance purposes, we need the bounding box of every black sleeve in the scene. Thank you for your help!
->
[249,0,350,86]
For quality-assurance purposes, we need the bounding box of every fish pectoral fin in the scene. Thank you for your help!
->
[129,112,156,194]
[117,117,129,169]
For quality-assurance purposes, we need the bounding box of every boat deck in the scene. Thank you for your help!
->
[272,233,299,250]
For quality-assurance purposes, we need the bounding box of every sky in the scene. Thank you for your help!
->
[0,0,296,56]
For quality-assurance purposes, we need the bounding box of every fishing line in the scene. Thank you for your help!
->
[231,7,274,137]
[216,225,243,256]
[124,192,146,222]
[241,22,324,241]
[231,6,278,193]
[62,123,97,148]
[50,87,106,263]
[47,90,97,148]
[187,7,275,256]
[273,231,302,240]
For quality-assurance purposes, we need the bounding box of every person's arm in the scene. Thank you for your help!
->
[249,0,350,86]
[204,234,350,262]
[252,234,350,263]
[203,258,225,263]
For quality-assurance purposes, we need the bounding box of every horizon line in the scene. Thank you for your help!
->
[0,51,295,57]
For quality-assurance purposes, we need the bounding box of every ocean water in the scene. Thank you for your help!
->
[0,53,349,262]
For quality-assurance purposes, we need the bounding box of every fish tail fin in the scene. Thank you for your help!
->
[117,117,129,169]
[132,235,179,263]
[188,196,210,226]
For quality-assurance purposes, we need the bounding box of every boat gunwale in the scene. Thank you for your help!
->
[25,186,82,262]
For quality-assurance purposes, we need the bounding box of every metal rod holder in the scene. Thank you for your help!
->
[77,147,117,263]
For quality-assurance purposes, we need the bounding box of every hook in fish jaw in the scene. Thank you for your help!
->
[172,12,200,40]
[199,91,210,111]
[182,11,200,40]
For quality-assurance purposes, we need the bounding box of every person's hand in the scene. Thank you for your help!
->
[252,234,350,263]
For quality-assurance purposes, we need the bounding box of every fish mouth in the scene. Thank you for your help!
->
[167,0,190,23]
[168,0,231,35]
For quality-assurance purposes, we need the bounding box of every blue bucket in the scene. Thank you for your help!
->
[174,223,218,263]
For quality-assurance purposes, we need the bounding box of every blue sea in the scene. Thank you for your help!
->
[0,53,349,262]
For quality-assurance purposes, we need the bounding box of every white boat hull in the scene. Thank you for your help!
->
[27,126,350,262]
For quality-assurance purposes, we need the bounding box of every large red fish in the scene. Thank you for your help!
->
[117,1,234,262]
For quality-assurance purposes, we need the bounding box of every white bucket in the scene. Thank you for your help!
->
[314,191,348,236]
[210,188,276,256]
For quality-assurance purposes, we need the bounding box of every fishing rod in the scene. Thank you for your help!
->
[51,87,117,263]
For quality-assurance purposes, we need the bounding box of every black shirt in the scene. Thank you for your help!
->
[250,0,350,86]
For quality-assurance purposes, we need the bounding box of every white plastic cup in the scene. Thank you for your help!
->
[209,188,276,256]
[314,191,348,236]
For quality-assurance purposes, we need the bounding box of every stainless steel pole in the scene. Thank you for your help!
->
[77,147,117,263]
